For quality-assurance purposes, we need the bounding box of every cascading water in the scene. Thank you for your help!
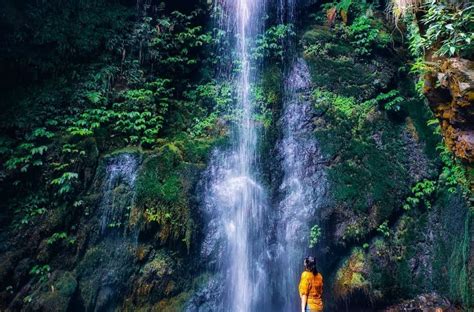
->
[79,153,141,311]
[198,0,269,311]
[277,0,296,24]
[99,153,140,237]
[194,2,327,312]
[272,58,327,311]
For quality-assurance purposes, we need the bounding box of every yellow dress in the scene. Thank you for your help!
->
[299,271,324,312]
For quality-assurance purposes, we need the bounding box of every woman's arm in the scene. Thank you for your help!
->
[300,294,307,312]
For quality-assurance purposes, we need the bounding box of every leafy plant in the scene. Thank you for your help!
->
[186,81,234,137]
[437,143,469,193]
[46,232,76,246]
[403,179,436,211]
[348,15,391,56]
[50,172,79,195]
[252,24,295,61]
[309,225,322,248]
[399,1,473,58]
[365,90,405,112]
[12,195,48,228]
[422,1,473,57]
[29,264,51,283]
[377,221,391,238]
[4,127,56,174]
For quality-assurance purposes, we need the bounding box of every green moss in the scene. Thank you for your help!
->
[76,246,106,277]
[403,97,441,162]
[303,25,394,101]
[432,190,473,307]
[134,136,219,250]
[141,250,175,278]
[322,122,408,220]
[334,247,370,299]
[55,271,77,297]
[302,26,335,44]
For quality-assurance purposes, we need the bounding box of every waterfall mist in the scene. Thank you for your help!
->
[199,0,270,311]
[272,58,327,311]
[193,1,327,311]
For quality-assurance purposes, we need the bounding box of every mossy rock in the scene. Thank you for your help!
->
[26,270,77,312]
[358,189,473,307]
[303,26,395,101]
[333,247,370,299]
[128,250,181,306]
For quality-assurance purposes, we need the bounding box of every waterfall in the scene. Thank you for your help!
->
[193,1,327,312]
[98,153,140,237]
[277,0,296,24]
[198,0,269,311]
[272,1,328,309]
[272,58,327,311]
[78,153,141,311]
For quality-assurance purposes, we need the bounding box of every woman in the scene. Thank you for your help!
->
[299,256,323,312]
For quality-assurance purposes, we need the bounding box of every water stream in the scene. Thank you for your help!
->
[194,1,326,311]
[272,58,327,311]
[98,153,140,238]
[200,1,269,311]
[81,153,141,311]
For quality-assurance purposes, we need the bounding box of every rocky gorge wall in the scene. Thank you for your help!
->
[424,57,474,164]
[297,3,473,310]
[0,0,472,311]
[0,137,221,311]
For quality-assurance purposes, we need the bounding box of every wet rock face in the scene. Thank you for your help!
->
[383,293,458,312]
[424,58,474,163]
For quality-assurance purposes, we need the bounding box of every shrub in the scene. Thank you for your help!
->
[348,15,392,56]
[309,225,322,248]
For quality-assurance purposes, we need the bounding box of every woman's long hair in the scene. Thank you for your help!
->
[304,256,319,275]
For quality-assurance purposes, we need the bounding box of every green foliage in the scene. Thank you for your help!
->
[336,0,353,14]
[186,81,234,137]
[406,20,425,58]
[312,88,374,132]
[253,24,296,61]
[365,90,405,112]
[309,225,322,248]
[403,179,436,211]
[348,15,391,56]
[313,89,358,118]
[29,264,51,283]
[50,172,79,195]
[12,195,48,228]
[437,143,469,193]
[149,12,213,71]
[4,127,56,174]
[409,57,431,96]
[401,1,473,58]
[46,232,76,246]
[66,80,172,147]
[252,86,274,128]
[343,223,366,242]
[377,220,391,237]
[422,1,473,57]
[303,25,353,59]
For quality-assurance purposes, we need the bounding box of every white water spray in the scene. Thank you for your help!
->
[200,0,268,311]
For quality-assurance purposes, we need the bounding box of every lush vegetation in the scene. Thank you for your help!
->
[0,0,229,230]
[0,0,472,311]
[304,0,472,308]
